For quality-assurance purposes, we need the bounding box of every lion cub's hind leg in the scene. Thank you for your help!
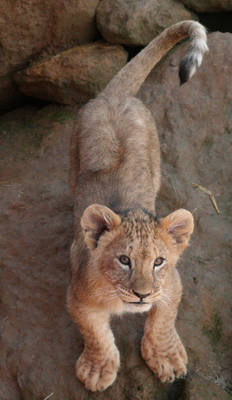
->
[141,290,187,383]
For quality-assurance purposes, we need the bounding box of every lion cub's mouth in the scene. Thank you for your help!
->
[118,286,153,306]
[123,300,149,305]
[123,300,153,312]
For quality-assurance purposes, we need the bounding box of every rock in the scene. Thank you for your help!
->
[0,0,100,111]
[0,32,232,399]
[50,0,100,48]
[180,0,232,12]
[96,0,196,46]
[185,374,232,399]
[14,42,128,105]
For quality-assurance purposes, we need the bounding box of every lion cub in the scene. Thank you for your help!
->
[67,21,208,392]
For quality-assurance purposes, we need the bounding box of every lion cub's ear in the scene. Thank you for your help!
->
[160,209,194,252]
[81,204,121,250]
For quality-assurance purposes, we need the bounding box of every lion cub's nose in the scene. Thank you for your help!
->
[132,290,151,300]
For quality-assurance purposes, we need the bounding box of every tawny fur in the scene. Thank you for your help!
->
[67,21,207,392]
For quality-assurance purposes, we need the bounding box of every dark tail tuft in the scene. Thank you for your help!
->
[179,58,191,85]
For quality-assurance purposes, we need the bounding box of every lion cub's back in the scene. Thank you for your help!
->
[70,94,160,198]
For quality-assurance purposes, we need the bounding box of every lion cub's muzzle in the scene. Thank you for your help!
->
[132,290,151,303]
[118,284,157,305]
[130,273,153,302]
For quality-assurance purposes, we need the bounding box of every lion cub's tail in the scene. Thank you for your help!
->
[103,20,208,98]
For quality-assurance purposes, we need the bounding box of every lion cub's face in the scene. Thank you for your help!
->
[81,205,193,309]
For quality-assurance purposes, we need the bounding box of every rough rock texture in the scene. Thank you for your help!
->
[14,42,128,105]
[0,0,100,112]
[180,0,232,12]
[96,0,196,46]
[0,32,232,399]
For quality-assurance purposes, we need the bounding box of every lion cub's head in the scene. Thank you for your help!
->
[81,205,193,309]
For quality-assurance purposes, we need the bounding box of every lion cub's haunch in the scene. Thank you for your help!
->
[67,21,208,392]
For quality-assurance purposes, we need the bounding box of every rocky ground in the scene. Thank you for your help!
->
[0,30,232,399]
[0,0,232,398]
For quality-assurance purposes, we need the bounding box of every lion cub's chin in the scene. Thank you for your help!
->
[123,302,152,313]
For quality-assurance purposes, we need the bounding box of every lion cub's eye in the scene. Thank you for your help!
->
[119,255,131,267]
[154,257,165,268]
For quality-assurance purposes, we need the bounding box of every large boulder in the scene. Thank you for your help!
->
[96,0,197,46]
[180,0,232,12]
[0,0,100,112]
[0,32,231,399]
[14,42,128,105]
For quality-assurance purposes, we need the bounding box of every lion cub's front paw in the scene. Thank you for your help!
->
[76,347,120,392]
[141,334,188,383]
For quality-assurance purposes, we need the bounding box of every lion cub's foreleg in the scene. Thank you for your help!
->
[69,301,119,392]
[141,286,187,383]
